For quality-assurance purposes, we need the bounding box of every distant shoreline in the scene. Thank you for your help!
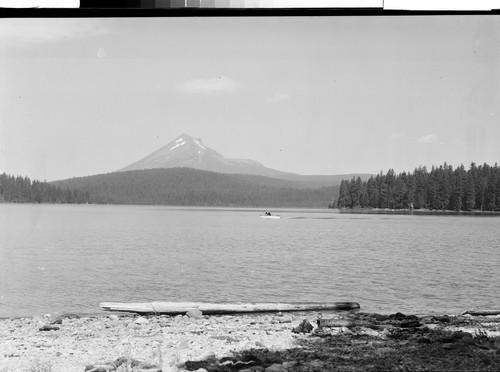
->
[3,202,500,216]
[338,208,500,217]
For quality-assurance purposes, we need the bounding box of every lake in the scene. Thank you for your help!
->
[1,204,499,318]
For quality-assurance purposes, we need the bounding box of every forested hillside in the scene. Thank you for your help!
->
[337,162,500,211]
[0,173,90,204]
[55,167,339,208]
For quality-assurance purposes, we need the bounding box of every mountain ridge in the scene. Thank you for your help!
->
[118,133,371,188]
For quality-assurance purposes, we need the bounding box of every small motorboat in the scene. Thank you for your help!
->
[260,212,281,219]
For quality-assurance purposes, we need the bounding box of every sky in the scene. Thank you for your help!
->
[1,15,499,181]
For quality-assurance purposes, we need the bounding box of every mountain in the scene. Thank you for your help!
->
[119,133,370,188]
[119,133,285,177]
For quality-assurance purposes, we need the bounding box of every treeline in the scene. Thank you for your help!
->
[56,168,339,208]
[0,173,90,204]
[337,162,500,211]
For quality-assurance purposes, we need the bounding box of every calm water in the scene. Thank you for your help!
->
[1,204,499,318]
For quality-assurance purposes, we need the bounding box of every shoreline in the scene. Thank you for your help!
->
[1,310,499,372]
[338,208,500,216]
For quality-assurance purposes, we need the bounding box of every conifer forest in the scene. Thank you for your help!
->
[337,163,500,211]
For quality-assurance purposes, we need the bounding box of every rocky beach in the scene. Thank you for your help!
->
[1,309,500,372]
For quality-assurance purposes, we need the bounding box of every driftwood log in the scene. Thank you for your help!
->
[99,301,360,315]
[462,309,500,316]
[317,318,394,330]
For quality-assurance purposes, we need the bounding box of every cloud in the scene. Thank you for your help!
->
[0,18,110,46]
[267,93,291,103]
[416,133,439,144]
[177,76,238,94]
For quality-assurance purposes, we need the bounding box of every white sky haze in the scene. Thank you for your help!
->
[1,15,499,181]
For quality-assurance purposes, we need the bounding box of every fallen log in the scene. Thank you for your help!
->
[317,318,353,328]
[461,309,500,316]
[99,301,360,315]
[317,318,393,330]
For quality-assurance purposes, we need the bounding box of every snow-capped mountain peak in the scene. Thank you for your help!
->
[119,133,274,175]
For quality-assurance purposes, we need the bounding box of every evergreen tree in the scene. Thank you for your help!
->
[347,177,358,208]
[485,164,499,211]
[452,165,465,211]
[367,176,379,207]
[463,172,475,211]
[413,166,428,209]
[385,169,397,209]
[394,172,409,209]
[337,179,351,208]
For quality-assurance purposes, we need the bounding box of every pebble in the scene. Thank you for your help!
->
[178,339,190,349]
[292,319,314,334]
[283,360,298,368]
[373,314,391,321]
[158,318,170,327]
[46,313,63,325]
[32,316,44,324]
[237,366,265,372]
[197,351,216,361]
[109,315,119,321]
[255,340,267,348]
[265,363,287,372]
[390,312,407,320]
[462,335,475,345]
[451,330,470,340]
[186,308,203,319]
[39,325,60,331]
[400,320,421,328]
[135,316,149,325]
[417,337,431,344]
[2,345,18,357]
[309,359,324,369]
